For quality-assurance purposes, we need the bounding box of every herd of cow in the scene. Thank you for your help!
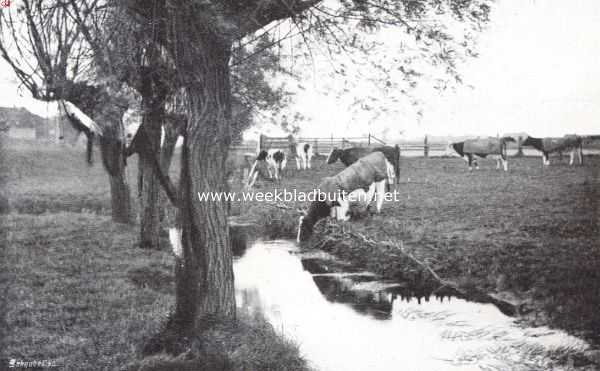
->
[450,134,585,170]
[239,134,591,243]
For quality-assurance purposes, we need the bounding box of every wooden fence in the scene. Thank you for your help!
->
[257,133,387,155]
[231,134,449,158]
[254,134,446,157]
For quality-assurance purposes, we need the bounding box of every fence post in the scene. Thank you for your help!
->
[515,136,524,157]
[368,134,371,146]
[314,138,318,156]
[424,135,429,158]
[331,134,334,153]
[394,144,400,185]
[258,134,265,152]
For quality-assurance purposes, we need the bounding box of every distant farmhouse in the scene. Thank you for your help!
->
[0,106,64,141]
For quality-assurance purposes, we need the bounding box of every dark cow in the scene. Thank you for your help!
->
[326,145,399,186]
[522,135,583,166]
[297,152,394,242]
[450,137,515,171]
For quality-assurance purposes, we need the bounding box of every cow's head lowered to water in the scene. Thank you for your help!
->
[297,176,343,242]
[298,152,393,242]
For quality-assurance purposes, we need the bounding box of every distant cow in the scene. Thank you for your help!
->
[326,145,399,186]
[289,142,314,170]
[245,149,286,188]
[297,152,395,242]
[450,137,515,171]
[268,149,287,178]
[522,135,583,166]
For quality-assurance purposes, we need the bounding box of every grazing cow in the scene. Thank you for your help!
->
[297,152,395,242]
[289,142,314,170]
[245,149,286,188]
[326,145,399,186]
[268,148,287,179]
[522,135,583,166]
[450,137,515,171]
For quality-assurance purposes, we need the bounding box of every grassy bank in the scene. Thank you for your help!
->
[240,154,600,348]
[0,140,310,371]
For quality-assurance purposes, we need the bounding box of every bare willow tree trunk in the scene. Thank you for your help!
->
[172,38,235,329]
[99,129,132,224]
[137,106,164,249]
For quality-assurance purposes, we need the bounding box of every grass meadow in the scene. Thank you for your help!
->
[0,139,309,371]
[2,137,599,369]
[239,148,600,349]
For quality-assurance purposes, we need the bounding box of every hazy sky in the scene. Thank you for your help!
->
[1,0,599,139]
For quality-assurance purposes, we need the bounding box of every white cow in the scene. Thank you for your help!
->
[289,142,314,170]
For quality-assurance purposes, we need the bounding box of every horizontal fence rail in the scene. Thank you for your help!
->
[231,134,600,160]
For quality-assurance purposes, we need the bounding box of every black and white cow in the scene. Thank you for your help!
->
[522,135,583,166]
[245,149,286,188]
[289,142,314,170]
[450,137,515,171]
[297,151,395,242]
[326,145,399,186]
[268,149,287,178]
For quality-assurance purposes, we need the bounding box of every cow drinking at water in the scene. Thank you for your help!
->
[450,137,515,171]
[297,152,395,242]
[522,135,583,166]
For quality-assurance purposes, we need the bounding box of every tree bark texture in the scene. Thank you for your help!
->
[138,136,161,249]
[99,131,132,224]
[137,94,165,249]
[172,35,236,328]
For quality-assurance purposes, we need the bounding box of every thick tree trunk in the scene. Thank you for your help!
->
[137,116,162,250]
[109,168,132,224]
[136,63,171,249]
[172,38,235,329]
[138,156,161,248]
[101,137,132,224]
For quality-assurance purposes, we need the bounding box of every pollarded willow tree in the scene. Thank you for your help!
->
[0,0,135,224]
[0,1,292,249]
[119,0,491,348]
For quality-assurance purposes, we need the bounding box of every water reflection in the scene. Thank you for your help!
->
[234,240,589,371]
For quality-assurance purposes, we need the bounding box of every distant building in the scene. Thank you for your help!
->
[0,106,54,140]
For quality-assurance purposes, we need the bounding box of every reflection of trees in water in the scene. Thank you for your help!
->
[311,274,460,320]
[312,276,394,320]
